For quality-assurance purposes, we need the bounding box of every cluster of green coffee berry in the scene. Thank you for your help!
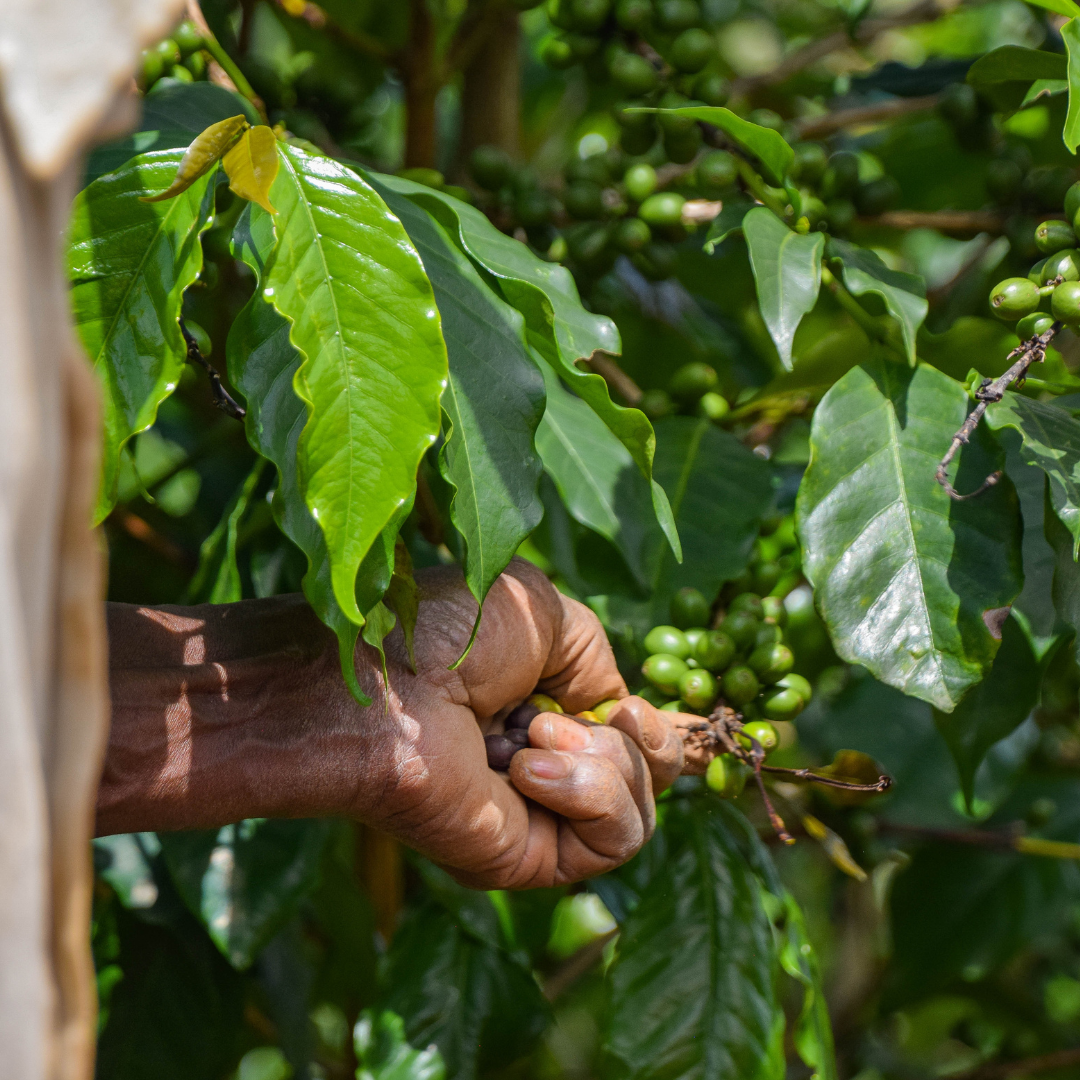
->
[989,180,1080,337]
[138,22,210,91]
[636,360,729,422]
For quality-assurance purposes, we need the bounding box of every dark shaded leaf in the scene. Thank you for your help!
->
[743,208,824,369]
[798,361,1023,711]
[703,197,754,254]
[160,818,330,970]
[933,615,1040,809]
[966,45,1067,111]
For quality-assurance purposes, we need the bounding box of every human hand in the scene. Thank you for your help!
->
[350,558,685,889]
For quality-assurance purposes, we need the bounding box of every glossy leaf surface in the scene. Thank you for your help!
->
[354,1010,446,1080]
[743,208,824,370]
[986,392,1080,554]
[67,150,216,521]
[826,239,927,365]
[263,145,447,625]
[1065,17,1080,153]
[368,172,680,561]
[798,361,1023,711]
[370,180,545,635]
[605,799,784,1080]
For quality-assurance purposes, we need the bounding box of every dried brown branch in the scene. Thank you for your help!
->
[585,353,643,405]
[935,324,1059,500]
[866,210,1006,236]
[794,94,940,139]
[179,318,246,420]
[109,509,191,566]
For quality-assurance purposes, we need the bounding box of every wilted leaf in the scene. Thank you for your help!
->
[798,360,1023,711]
[222,125,279,213]
[743,207,824,369]
[140,114,248,202]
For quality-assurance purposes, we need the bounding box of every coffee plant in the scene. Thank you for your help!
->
[79,0,1080,1078]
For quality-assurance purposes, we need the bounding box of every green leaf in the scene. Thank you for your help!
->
[1064,17,1080,153]
[797,360,1023,712]
[743,208,824,370]
[644,417,774,621]
[644,107,794,186]
[985,393,1080,555]
[228,205,401,705]
[381,892,549,1080]
[776,892,837,1080]
[933,615,1040,810]
[67,150,217,522]
[385,537,420,670]
[355,1010,446,1080]
[536,362,654,588]
[263,144,447,626]
[93,833,163,910]
[1022,78,1069,107]
[703,197,754,254]
[605,799,785,1080]
[221,125,279,213]
[826,238,927,366]
[1046,486,1080,659]
[365,171,680,563]
[186,459,267,603]
[1023,0,1080,21]
[159,819,331,970]
[966,45,1068,111]
[367,179,545,653]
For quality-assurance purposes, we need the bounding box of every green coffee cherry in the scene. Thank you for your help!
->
[1029,258,1048,285]
[154,38,182,67]
[684,627,706,650]
[822,152,860,199]
[547,0,576,27]
[670,362,718,402]
[752,561,781,596]
[570,0,611,30]
[664,127,701,165]
[739,719,779,752]
[610,52,658,94]
[695,630,736,672]
[854,177,900,216]
[760,595,787,626]
[638,685,668,707]
[639,192,685,227]
[696,150,738,194]
[657,93,696,136]
[613,217,651,253]
[698,392,729,422]
[729,592,764,619]
[671,587,711,629]
[616,0,652,29]
[632,241,679,280]
[185,319,213,357]
[718,611,758,650]
[1036,220,1077,255]
[613,100,653,129]
[693,72,728,106]
[1040,249,1080,285]
[655,0,699,30]
[722,664,760,705]
[678,668,718,710]
[540,35,576,68]
[184,51,207,78]
[826,198,856,233]
[671,28,713,72]
[169,64,194,83]
[469,146,513,190]
[762,687,804,722]
[1052,281,1080,325]
[706,753,748,797]
[564,180,604,219]
[989,277,1040,320]
[621,126,656,156]
[748,642,794,684]
[938,82,979,126]
[775,673,812,705]
[644,624,691,658]
[1065,181,1080,226]
[790,142,828,186]
[754,623,783,648]
[642,653,690,694]
[1016,312,1054,340]
[659,699,686,711]
[624,162,658,201]
[139,49,165,89]
[592,698,620,722]
[639,388,673,418]
[986,159,1023,204]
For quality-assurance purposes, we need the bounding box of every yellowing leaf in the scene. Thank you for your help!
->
[140,114,248,202]
[222,126,280,214]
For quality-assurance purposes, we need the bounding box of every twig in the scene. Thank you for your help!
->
[109,508,191,566]
[864,209,1006,236]
[728,0,941,96]
[794,94,940,139]
[179,318,247,420]
[585,352,643,405]
[880,820,1080,860]
[188,5,267,122]
[935,324,1059,500]
[948,1047,1080,1080]
[761,764,892,793]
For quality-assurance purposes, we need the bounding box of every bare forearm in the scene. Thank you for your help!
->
[96,595,385,835]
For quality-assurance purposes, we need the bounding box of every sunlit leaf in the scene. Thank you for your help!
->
[798,360,1023,711]
[1064,17,1080,153]
[1022,0,1080,22]
[222,125,279,213]
[355,1010,446,1080]
[67,150,216,522]
[743,208,824,370]
[140,114,248,202]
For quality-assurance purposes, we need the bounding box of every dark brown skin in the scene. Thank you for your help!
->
[97,558,688,889]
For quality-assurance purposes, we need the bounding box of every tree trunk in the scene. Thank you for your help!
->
[402,0,439,169]
[457,11,521,177]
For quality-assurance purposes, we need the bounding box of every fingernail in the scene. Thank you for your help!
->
[554,720,592,751]
[525,751,573,779]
